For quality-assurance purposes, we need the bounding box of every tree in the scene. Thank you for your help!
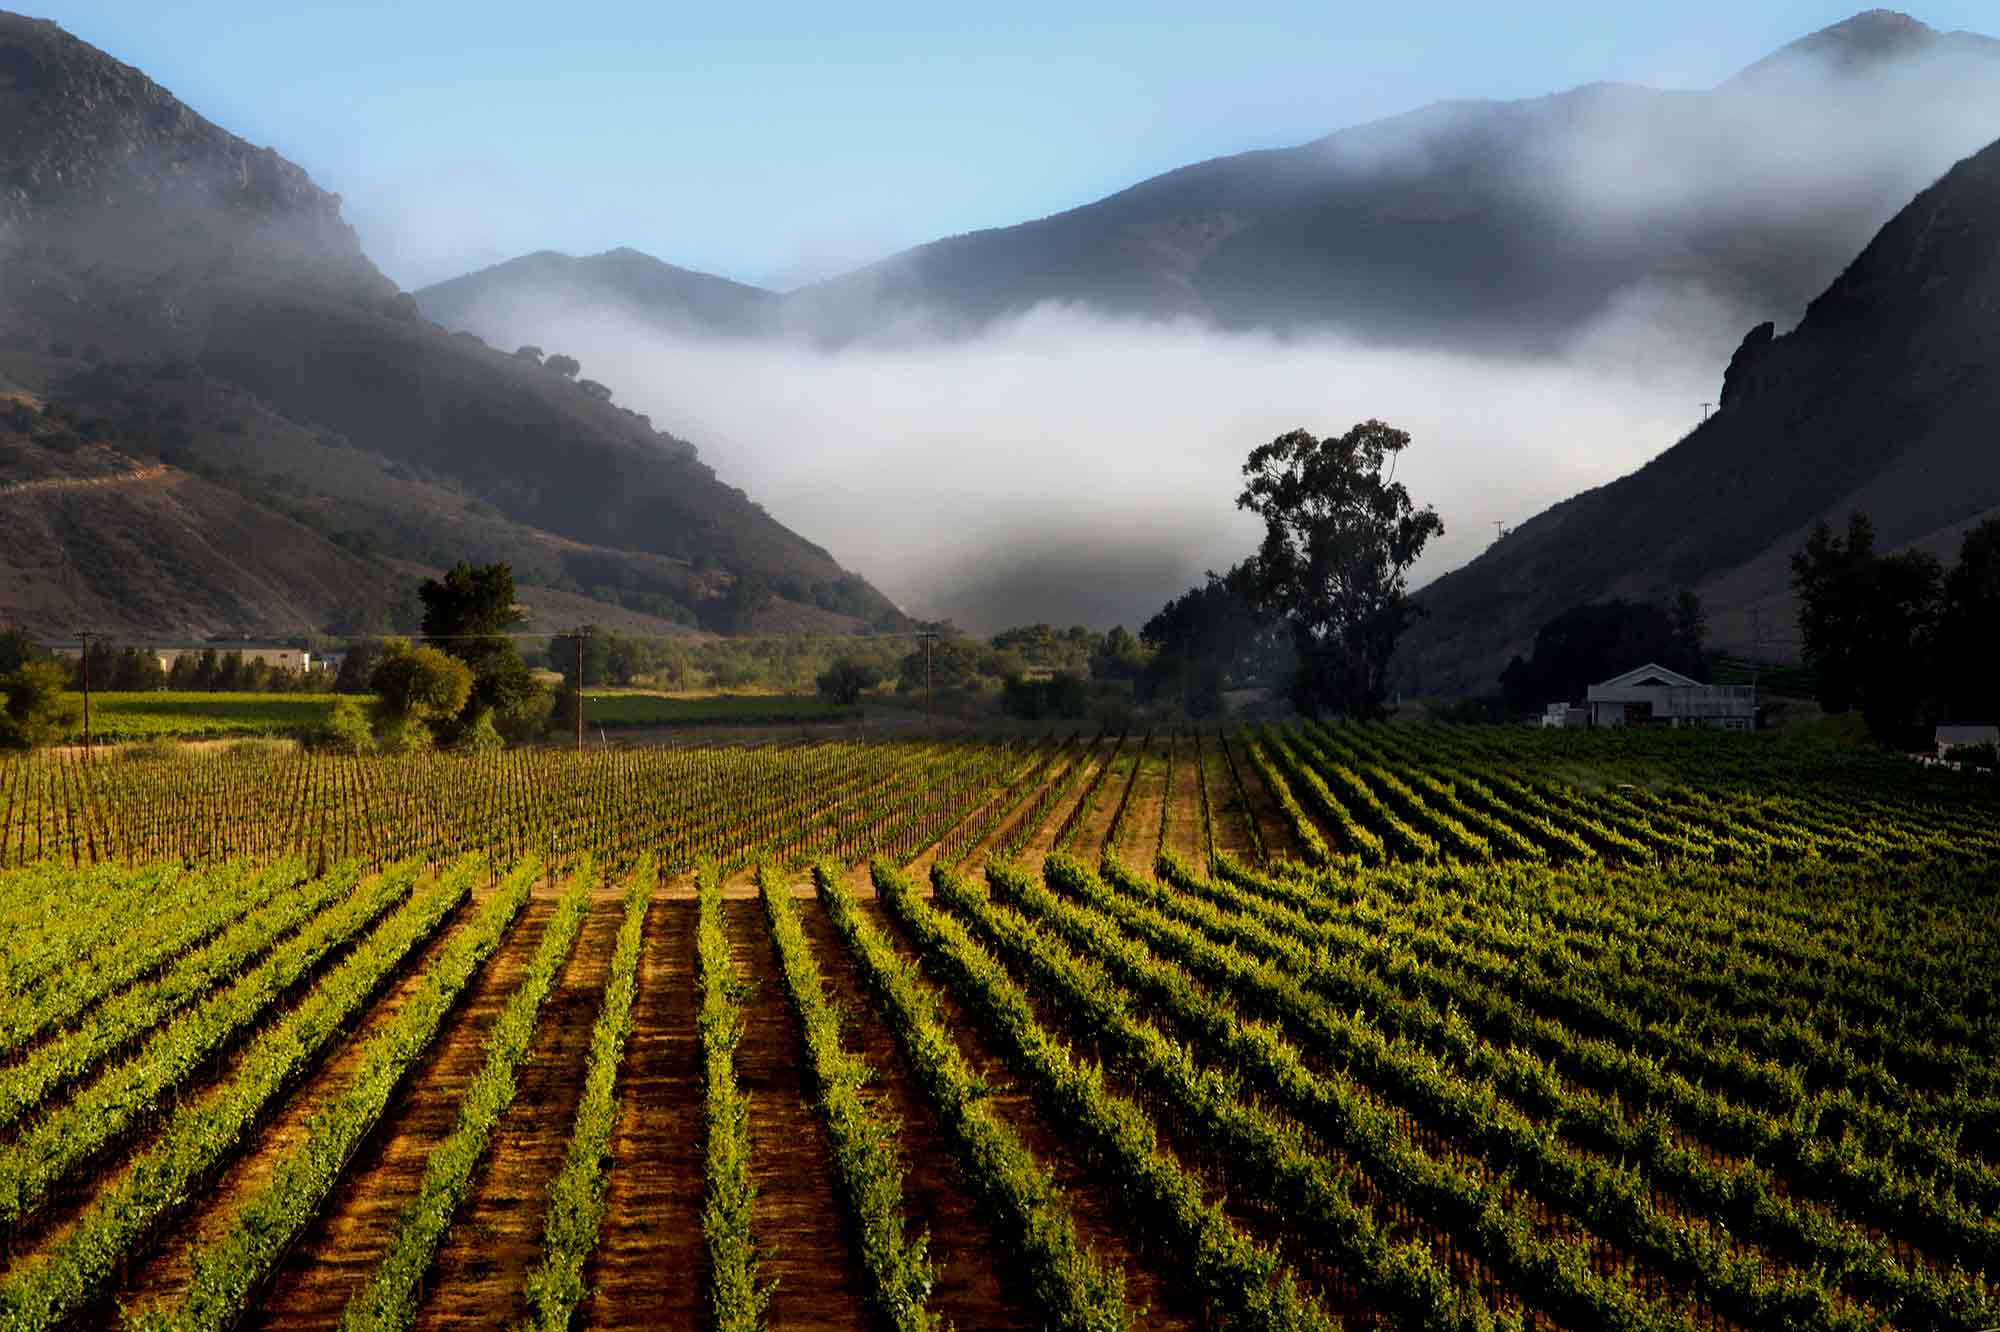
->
[1236,422,1443,717]
[0,660,79,749]
[369,638,473,724]
[419,561,542,739]
[1930,518,2000,723]
[335,641,385,694]
[0,627,42,674]
[698,574,774,635]
[513,345,544,364]
[1791,513,1941,744]
[898,634,979,695]
[544,353,580,379]
[1089,626,1150,681]
[577,378,613,402]
[816,656,882,705]
[549,626,611,689]
[1138,565,1280,714]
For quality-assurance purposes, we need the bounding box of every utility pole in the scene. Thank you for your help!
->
[918,630,940,733]
[1701,402,1715,423]
[573,627,585,753]
[78,630,92,762]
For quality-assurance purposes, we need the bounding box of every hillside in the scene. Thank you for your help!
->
[1396,133,2000,696]
[418,248,782,340]
[0,11,903,640]
[419,11,2000,358]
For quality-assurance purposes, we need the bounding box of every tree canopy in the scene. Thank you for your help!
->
[1791,513,1941,743]
[0,661,77,750]
[1236,422,1443,717]
[419,561,544,740]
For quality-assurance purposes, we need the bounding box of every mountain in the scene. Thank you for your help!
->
[417,248,782,341]
[418,11,2000,358]
[0,12,903,641]
[1396,132,2000,697]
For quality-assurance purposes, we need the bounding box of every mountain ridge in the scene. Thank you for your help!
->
[417,9,2000,358]
[0,11,904,641]
[1396,132,2000,695]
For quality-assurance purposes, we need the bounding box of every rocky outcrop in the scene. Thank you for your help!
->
[1718,321,1775,411]
[0,12,386,294]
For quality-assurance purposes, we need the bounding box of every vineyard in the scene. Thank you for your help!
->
[0,723,1995,1331]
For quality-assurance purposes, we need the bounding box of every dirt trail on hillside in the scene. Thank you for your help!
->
[0,462,169,498]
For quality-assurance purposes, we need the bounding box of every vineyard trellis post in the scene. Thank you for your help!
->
[919,630,939,734]
[78,630,92,763]
[574,627,585,753]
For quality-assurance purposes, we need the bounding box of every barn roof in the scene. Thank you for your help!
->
[1594,662,1702,690]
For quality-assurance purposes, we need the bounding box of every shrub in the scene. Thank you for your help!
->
[315,697,376,756]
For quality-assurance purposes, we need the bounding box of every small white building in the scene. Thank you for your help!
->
[1584,664,1756,731]
[1935,725,1999,761]
[154,646,315,673]
[1540,702,1589,729]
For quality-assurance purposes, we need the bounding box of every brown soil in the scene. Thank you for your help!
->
[856,898,1198,1331]
[726,898,873,1332]
[230,893,555,1331]
[1160,738,1210,872]
[1019,748,1108,866]
[1109,744,1166,867]
[1221,735,1296,864]
[1068,747,1135,861]
[410,888,625,1331]
[578,897,705,1330]
[795,898,1032,1330]
[960,887,1362,1327]
[1200,742,1260,868]
[955,746,1079,873]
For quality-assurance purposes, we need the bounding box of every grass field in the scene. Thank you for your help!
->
[1,724,1995,1331]
[59,691,343,742]
[580,691,855,726]
[56,690,851,743]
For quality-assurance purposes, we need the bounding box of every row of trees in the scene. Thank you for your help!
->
[1792,513,2000,744]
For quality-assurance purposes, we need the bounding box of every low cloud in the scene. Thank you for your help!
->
[451,287,1734,631]
[412,21,2000,632]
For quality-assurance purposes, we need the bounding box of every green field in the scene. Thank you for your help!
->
[56,691,853,743]
[1,726,1997,1329]
[579,691,855,727]
[60,692,343,742]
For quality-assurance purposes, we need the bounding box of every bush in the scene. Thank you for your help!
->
[816,657,882,706]
[454,709,505,752]
[374,716,435,756]
[314,697,376,756]
[0,661,79,750]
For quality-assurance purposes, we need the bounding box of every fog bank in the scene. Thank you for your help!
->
[451,283,1739,631]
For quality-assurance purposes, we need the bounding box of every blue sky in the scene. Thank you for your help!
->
[34,2,1999,289]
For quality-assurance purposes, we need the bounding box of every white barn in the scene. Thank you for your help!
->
[1584,664,1756,731]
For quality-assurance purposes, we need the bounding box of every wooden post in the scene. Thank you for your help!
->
[78,631,92,762]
